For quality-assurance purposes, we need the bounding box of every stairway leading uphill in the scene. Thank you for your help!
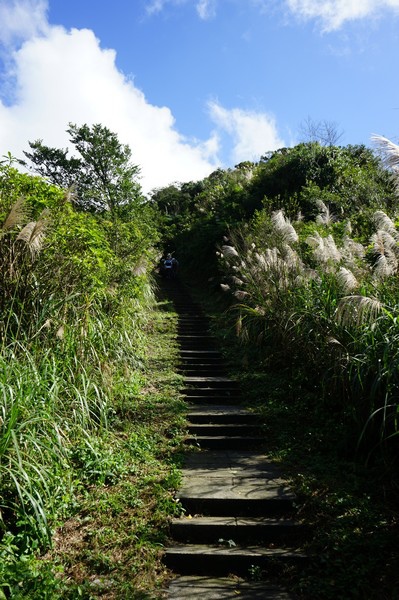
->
[162,280,306,599]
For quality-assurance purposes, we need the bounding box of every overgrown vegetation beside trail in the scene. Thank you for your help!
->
[0,134,187,598]
[153,136,399,598]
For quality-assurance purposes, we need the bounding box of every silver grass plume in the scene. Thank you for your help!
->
[372,210,399,241]
[306,232,341,264]
[336,295,384,327]
[315,200,335,226]
[341,236,365,261]
[271,210,299,244]
[2,197,29,232]
[221,245,239,259]
[337,267,359,293]
[234,290,249,300]
[370,230,398,277]
[374,254,395,278]
[16,211,49,258]
[372,135,399,192]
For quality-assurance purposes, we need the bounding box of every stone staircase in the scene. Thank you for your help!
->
[162,281,306,598]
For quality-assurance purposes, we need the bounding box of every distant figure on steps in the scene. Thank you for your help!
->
[161,252,179,279]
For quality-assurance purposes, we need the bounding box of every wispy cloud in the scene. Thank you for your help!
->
[285,0,399,31]
[196,0,216,19]
[145,0,216,20]
[0,0,49,46]
[208,100,284,163]
[145,0,399,29]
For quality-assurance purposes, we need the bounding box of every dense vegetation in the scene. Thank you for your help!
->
[1,125,399,597]
[0,128,187,598]
[154,137,399,597]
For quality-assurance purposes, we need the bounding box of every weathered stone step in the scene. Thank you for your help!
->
[180,350,222,358]
[181,370,228,378]
[186,435,264,450]
[184,377,239,388]
[171,516,304,544]
[185,395,243,405]
[164,544,306,576]
[187,423,262,436]
[167,576,295,599]
[178,487,295,517]
[177,451,296,517]
[187,406,259,423]
[180,358,224,364]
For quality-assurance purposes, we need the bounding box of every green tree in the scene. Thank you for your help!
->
[24,123,142,214]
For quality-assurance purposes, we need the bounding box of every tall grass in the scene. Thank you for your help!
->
[218,203,399,466]
[0,166,159,594]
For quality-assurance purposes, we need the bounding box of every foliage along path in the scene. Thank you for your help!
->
[161,279,307,599]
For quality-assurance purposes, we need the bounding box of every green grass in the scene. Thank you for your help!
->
[0,290,187,599]
[191,282,399,600]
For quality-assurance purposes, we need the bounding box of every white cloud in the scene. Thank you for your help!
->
[208,100,285,164]
[0,2,221,193]
[285,0,399,31]
[0,0,48,46]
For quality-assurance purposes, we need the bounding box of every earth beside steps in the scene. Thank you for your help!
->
[160,280,307,599]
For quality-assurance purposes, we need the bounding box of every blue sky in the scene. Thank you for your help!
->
[0,0,399,194]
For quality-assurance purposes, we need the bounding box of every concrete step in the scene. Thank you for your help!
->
[184,395,243,406]
[180,350,222,359]
[184,377,239,388]
[186,406,259,424]
[164,544,306,576]
[170,516,305,544]
[181,370,228,378]
[177,451,296,517]
[186,436,264,450]
[187,424,262,436]
[167,576,295,599]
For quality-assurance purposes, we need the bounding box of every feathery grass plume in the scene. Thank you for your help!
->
[271,210,299,243]
[372,134,399,169]
[337,267,359,293]
[315,200,336,226]
[341,235,365,262]
[64,185,78,204]
[16,219,47,259]
[372,210,399,241]
[221,244,239,258]
[344,221,352,235]
[234,290,249,300]
[306,232,341,264]
[336,295,384,327]
[282,244,303,271]
[230,276,245,286]
[1,197,29,233]
[373,254,396,278]
[370,230,398,276]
